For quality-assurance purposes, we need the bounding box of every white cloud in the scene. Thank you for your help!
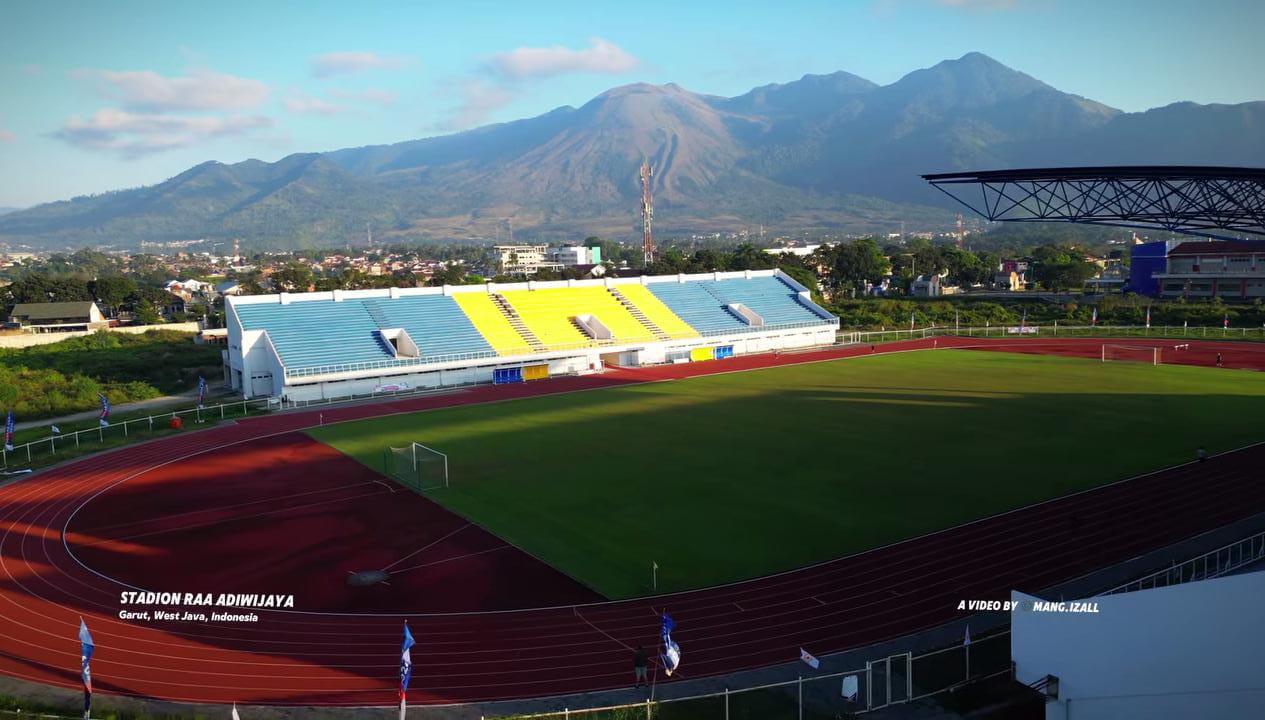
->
[79,68,270,111]
[53,108,272,158]
[331,87,399,106]
[311,51,410,78]
[489,37,639,80]
[435,37,639,130]
[283,91,345,115]
[0,127,14,142]
[436,78,516,132]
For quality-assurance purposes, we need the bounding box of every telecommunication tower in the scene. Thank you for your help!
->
[640,161,655,266]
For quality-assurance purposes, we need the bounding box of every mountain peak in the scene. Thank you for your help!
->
[4,53,1262,250]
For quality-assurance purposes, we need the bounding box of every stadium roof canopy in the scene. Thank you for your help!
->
[922,166,1265,241]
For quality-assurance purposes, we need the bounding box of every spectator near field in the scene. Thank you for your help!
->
[633,645,649,687]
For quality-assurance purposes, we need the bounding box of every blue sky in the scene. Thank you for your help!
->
[0,0,1261,208]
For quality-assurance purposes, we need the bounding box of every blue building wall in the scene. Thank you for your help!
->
[1129,241,1169,296]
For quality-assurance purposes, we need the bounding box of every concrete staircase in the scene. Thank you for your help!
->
[608,288,671,341]
[362,301,389,329]
[490,293,545,350]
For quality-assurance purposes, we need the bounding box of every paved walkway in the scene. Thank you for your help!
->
[13,387,236,431]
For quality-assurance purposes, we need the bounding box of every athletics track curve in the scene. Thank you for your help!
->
[3,336,1265,707]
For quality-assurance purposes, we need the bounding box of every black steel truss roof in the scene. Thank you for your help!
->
[922,166,1265,241]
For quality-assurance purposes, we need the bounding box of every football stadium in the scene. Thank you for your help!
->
[223,270,838,402]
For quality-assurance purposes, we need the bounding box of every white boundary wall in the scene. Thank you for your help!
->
[1012,571,1265,720]
[0,321,201,348]
[226,270,838,400]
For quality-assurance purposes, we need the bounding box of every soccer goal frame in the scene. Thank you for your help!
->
[1101,344,1160,366]
[383,442,449,493]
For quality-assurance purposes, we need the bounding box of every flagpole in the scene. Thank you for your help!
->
[653,562,658,592]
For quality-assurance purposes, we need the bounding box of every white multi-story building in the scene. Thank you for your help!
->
[495,245,563,275]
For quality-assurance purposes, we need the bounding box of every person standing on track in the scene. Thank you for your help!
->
[633,645,649,688]
[1217,352,1223,367]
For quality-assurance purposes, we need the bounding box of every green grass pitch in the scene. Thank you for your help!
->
[307,350,1265,599]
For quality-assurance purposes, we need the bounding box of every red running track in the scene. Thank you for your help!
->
[3,337,1265,707]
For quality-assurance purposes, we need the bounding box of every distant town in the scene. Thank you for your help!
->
[0,221,1249,340]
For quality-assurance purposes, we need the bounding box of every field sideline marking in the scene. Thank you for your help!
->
[380,523,472,572]
[387,545,511,576]
[53,338,1265,617]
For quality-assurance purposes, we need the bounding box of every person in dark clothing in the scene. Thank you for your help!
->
[1217,353,1223,367]
[633,645,649,687]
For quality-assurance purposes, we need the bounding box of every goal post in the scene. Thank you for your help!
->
[383,442,449,492]
[1101,344,1160,366]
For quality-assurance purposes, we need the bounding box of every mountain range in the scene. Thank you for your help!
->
[3,52,1264,251]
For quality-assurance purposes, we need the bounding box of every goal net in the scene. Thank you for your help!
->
[383,442,449,492]
[1101,344,1160,366]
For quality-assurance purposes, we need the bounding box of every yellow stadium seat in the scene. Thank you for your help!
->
[452,292,535,355]
[499,286,662,348]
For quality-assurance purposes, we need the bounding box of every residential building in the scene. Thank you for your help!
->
[993,271,1023,291]
[9,301,108,332]
[911,274,942,297]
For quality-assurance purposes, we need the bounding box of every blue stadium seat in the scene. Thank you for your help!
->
[234,294,495,373]
[647,276,824,332]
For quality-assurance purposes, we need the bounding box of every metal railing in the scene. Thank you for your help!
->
[843,324,1265,345]
[485,630,1012,719]
[1097,529,1265,597]
[1,397,270,470]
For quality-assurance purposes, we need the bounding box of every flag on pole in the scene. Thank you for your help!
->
[909,311,915,331]
[52,425,62,434]
[98,394,110,428]
[1091,307,1098,326]
[800,648,820,669]
[399,622,415,720]
[661,612,681,676]
[4,410,13,452]
[1224,312,1230,329]
[197,375,207,409]
[1145,306,1152,329]
[79,618,94,718]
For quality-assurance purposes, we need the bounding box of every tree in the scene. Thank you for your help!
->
[133,300,162,325]
[89,276,139,317]
[817,238,889,295]
[271,262,315,292]
[1031,244,1098,291]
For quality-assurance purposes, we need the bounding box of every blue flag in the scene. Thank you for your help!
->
[98,394,110,428]
[197,376,207,409]
[79,618,94,713]
[399,623,415,719]
[661,612,681,676]
[4,410,13,452]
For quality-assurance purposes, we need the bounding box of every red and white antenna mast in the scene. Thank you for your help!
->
[640,161,655,266]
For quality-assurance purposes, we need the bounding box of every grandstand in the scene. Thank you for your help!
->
[225,270,838,401]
